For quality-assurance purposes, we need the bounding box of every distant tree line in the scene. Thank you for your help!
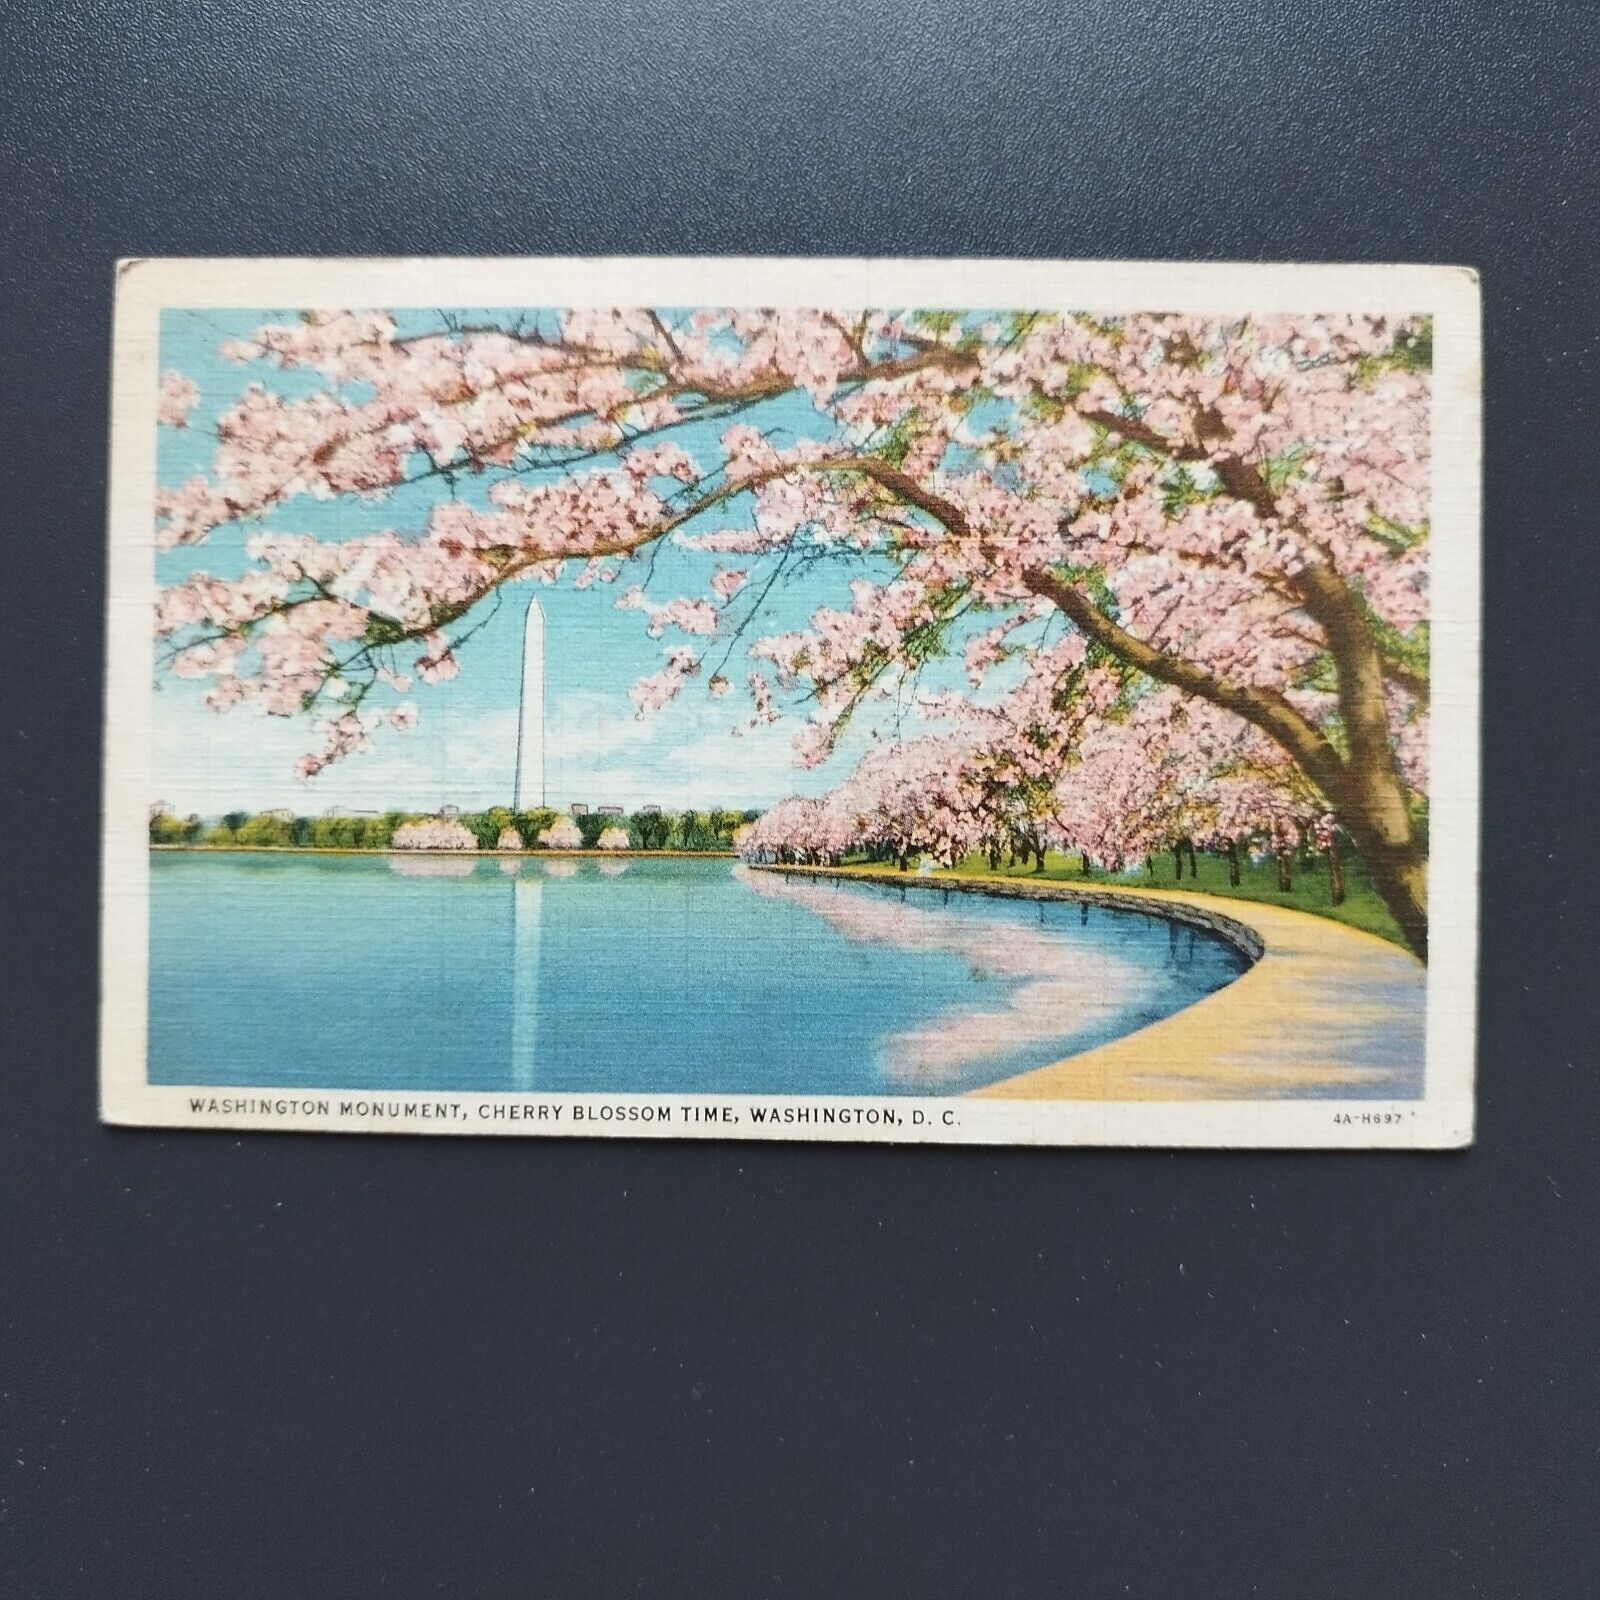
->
[149,806,759,852]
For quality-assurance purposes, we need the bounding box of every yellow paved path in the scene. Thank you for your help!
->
[756,867,1426,1102]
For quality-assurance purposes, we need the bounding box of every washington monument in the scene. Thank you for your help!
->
[513,595,546,810]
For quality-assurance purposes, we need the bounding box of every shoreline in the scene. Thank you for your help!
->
[751,864,1426,1102]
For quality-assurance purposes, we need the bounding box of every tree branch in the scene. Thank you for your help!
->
[1019,566,1350,801]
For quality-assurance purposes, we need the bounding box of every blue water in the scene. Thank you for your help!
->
[148,854,1247,1095]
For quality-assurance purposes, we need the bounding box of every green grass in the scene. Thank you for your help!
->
[930,848,1409,948]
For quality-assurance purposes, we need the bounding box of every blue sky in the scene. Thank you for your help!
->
[152,308,948,817]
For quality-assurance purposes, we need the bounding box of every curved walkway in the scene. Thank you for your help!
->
[754,867,1426,1101]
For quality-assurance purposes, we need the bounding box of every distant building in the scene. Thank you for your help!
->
[597,805,624,817]
[570,803,588,817]
[439,804,460,820]
[323,808,378,819]
[266,808,295,823]
[640,804,661,816]
[150,801,172,819]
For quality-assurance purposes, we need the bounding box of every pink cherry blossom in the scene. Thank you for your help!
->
[158,370,199,429]
[630,647,700,716]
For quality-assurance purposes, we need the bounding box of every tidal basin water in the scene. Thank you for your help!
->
[149,853,1248,1096]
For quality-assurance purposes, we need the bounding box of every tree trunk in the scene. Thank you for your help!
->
[1292,562,1428,957]
[1276,849,1292,893]
[1318,766,1428,957]
[1080,851,1091,876]
[1326,834,1346,906]
[1225,839,1241,887]
[1172,845,1183,881]
[1359,835,1428,957]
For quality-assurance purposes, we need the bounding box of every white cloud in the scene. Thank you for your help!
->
[559,733,805,810]
[151,696,518,815]
[545,692,647,760]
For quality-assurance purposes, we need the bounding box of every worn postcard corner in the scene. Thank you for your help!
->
[100,256,1480,1148]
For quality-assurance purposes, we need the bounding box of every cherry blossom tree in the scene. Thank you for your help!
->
[391,817,477,851]
[735,797,850,865]
[538,817,583,850]
[596,825,631,851]
[153,307,1432,954]
[495,825,524,851]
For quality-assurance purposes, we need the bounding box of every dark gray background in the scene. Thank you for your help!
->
[2,3,1595,1595]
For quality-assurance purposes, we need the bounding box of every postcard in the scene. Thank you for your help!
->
[100,257,1480,1145]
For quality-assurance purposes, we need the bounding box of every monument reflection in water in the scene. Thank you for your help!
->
[511,872,542,1092]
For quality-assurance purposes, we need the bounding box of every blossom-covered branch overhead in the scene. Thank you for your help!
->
[153,305,1433,952]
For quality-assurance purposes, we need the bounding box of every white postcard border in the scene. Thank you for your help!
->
[101,256,1481,1148]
